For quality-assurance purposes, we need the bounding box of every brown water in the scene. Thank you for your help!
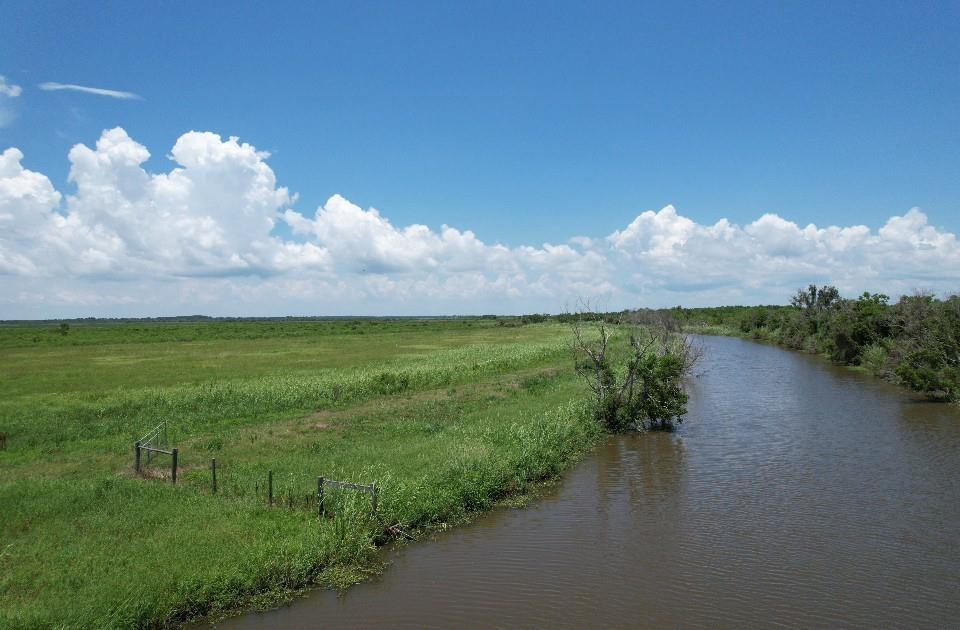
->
[222,336,960,628]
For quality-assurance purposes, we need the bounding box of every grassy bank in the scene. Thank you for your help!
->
[0,320,604,628]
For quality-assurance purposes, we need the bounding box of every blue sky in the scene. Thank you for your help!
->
[1,1,959,317]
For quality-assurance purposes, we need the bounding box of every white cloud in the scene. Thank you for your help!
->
[1,127,959,317]
[0,75,23,128]
[0,148,62,274]
[0,76,21,98]
[38,82,141,100]
[1,128,302,279]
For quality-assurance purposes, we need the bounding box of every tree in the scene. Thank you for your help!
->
[570,311,700,432]
[790,284,840,312]
[892,292,960,400]
[828,292,891,364]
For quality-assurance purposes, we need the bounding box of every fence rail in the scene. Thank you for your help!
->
[138,420,170,466]
[318,476,378,515]
[134,424,178,484]
[140,446,173,455]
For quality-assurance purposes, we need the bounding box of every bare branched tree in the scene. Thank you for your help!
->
[570,304,701,432]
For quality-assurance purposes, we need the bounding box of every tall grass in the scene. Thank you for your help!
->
[2,338,569,449]
[0,321,602,628]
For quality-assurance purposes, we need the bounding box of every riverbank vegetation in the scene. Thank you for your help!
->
[669,286,960,401]
[2,316,692,628]
[571,316,699,432]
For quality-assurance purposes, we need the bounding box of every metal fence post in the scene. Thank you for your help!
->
[268,470,273,506]
[171,448,178,484]
[135,441,141,474]
[211,458,217,494]
[371,483,378,515]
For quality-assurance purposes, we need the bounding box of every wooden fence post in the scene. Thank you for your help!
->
[134,441,141,474]
[317,477,324,517]
[268,470,273,506]
[171,448,178,484]
[211,458,217,494]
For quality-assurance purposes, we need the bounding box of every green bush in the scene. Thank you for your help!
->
[859,344,889,376]
[574,325,693,433]
[667,286,960,401]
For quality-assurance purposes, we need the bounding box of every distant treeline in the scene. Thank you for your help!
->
[0,318,500,349]
[0,314,481,327]
[519,287,960,402]
[669,286,960,402]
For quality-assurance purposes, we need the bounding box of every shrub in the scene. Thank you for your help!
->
[571,318,697,432]
[859,344,889,377]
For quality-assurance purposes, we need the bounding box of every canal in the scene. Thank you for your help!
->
[223,335,960,628]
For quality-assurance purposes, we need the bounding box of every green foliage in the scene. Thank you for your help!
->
[668,286,960,401]
[827,293,891,364]
[594,349,688,432]
[859,344,890,377]
[573,323,693,432]
[891,294,960,399]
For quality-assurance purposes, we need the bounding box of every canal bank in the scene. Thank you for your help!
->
[220,335,960,628]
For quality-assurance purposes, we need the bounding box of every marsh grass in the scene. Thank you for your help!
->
[0,320,602,628]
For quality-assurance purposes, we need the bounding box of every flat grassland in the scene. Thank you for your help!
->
[0,319,600,628]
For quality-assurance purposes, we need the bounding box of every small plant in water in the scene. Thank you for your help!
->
[570,311,700,433]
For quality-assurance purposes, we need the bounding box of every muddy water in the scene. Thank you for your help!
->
[223,336,960,628]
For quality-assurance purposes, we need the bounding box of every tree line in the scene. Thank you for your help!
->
[525,285,960,403]
[668,286,960,401]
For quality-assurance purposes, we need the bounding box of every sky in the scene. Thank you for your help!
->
[1,1,958,318]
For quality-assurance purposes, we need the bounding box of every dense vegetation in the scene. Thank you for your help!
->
[0,319,631,628]
[571,318,696,432]
[671,286,960,401]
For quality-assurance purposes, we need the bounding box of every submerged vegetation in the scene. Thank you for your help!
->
[0,316,691,628]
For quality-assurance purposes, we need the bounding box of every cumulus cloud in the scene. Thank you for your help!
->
[1,127,958,317]
[0,148,62,274]
[602,204,960,299]
[283,194,598,276]
[38,82,141,100]
[1,127,333,286]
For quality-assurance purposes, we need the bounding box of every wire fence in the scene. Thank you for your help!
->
[133,430,379,517]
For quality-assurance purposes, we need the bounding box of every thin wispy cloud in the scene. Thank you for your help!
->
[0,75,22,98]
[38,82,142,100]
[0,75,23,127]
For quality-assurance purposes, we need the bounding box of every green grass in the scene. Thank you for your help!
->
[0,320,603,628]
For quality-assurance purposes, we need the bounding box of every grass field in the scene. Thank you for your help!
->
[0,319,603,628]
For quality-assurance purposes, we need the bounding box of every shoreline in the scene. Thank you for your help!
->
[682,325,958,404]
[188,407,605,628]
[198,458,593,628]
